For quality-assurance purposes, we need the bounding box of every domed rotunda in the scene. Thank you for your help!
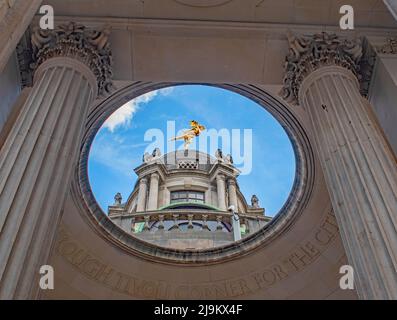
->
[108,149,271,249]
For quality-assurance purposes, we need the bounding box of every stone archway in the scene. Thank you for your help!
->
[74,82,315,264]
[1,4,397,298]
[43,82,355,300]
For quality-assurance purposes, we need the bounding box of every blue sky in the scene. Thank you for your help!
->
[88,85,295,217]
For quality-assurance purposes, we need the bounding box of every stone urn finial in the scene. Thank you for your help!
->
[251,194,259,208]
[114,192,122,206]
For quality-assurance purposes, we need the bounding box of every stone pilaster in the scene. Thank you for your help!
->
[216,174,227,211]
[136,178,148,212]
[164,188,171,207]
[227,179,238,210]
[205,188,212,206]
[282,32,397,299]
[147,173,160,211]
[0,22,112,299]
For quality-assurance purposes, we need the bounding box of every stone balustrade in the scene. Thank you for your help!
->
[109,209,270,237]
[108,209,270,249]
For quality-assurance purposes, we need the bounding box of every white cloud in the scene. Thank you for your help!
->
[103,87,174,132]
[90,134,147,177]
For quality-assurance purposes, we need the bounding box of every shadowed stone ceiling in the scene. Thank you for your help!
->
[45,0,397,28]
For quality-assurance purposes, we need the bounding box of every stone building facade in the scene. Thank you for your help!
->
[109,149,270,249]
[0,0,397,300]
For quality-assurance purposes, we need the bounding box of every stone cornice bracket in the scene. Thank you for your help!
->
[280,32,375,105]
[30,22,114,97]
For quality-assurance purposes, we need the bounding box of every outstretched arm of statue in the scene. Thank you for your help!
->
[169,130,194,141]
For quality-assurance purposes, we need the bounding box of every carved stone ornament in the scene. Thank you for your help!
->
[114,192,122,206]
[30,22,113,96]
[375,38,397,54]
[251,194,259,208]
[280,32,371,105]
[16,31,34,88]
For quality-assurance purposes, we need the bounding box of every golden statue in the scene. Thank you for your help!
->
[170,120,206,150]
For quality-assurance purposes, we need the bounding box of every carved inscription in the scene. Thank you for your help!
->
[54,210,339,299]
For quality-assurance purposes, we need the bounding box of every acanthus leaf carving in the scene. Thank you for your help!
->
[30,22,114,97]
[280,32,370,106]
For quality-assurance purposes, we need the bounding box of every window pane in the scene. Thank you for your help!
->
[170,190,204,204]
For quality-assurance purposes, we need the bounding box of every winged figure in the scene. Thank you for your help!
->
[170,120,206,150]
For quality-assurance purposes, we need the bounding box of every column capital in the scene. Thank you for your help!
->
[31,22,113,97]
[227,178,237,186]
[140,177,148,185]
[151,172,160,180]
[280,32,373,105]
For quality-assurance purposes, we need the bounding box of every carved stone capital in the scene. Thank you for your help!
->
[151,172,160,181]
[281,32,374,105]
[30,22,113,96]
[375,38,397,54]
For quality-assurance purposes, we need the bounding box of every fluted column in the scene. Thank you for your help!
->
[228,179,238,210]
[136,178,148,212]
[216,174,227,211]
[283,32,397,299]
[147,172,160,211]
[0,22,112,299]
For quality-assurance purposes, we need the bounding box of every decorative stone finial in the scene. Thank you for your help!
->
[152,148,162,158]
[281,32,364,105]
[30,22,113,96]
[225,154,233,164]
[251,195,259,208]
[142,148,162,163]
[114,192,122,206]
[215,149,224,161]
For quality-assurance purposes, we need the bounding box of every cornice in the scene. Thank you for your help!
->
[209,164,239,182]
[36,16,397,37]
[135,163,167,182]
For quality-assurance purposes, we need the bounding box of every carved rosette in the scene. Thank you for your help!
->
[281,32,366,105]
[31,22,113,96]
